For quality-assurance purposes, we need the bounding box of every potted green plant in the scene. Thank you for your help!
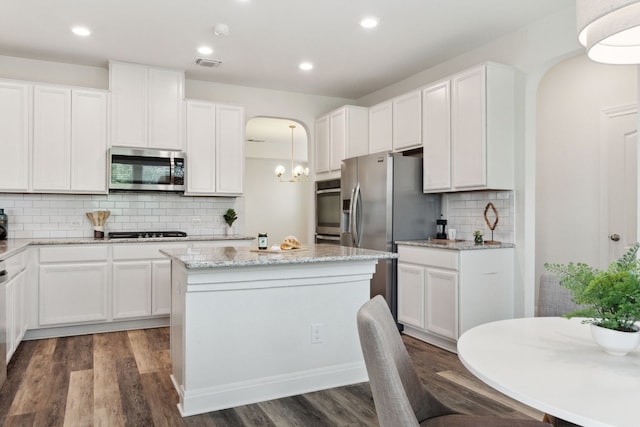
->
[223,208,238,235]
[544,243,640,355]
[473,230,483,244]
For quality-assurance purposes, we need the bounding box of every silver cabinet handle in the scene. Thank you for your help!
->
[610,234,621,241]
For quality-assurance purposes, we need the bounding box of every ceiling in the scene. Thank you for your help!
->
[0,0,574,99]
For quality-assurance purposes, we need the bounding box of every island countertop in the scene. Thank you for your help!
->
[161,243,398,269]
[396,239,514,250]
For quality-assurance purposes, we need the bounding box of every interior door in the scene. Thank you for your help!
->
[601,105,637,265]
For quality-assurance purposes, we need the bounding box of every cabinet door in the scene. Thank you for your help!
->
[185,100,216,194]
[329,109,346,171]
[345,106,369,159]
[0,81,30,191]
[113,261,152,319]
[423,81,452,192]
[392,90,422,151]
[369,101,392,154]
[71,89,107,193]
[451,66,486,189]
[152,260,171,315]
[6,269,27,362]
[6,275,16,361]
[215,104,244,194]
[425,268,458,340]
[32,85,71,191]
[397,263,425,329]
[109,62,148,148]
[148,67,184,150]
[315,115,330,173]
[39,263,109,325]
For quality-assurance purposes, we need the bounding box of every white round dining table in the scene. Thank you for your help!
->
[457,317,640,427]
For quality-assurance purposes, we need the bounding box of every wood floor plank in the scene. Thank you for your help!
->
[233,404,278,427]
[258,395,335,427]
[325,384,379,427]
[63,369,94,427]
[127,329,160,374]
[8,353,55,415]
[2,412,37,426]
[93,333,126,427]
[302,388,369,426]
[0,340,37,425]
[139,372,184,427]
[115,356,155,426]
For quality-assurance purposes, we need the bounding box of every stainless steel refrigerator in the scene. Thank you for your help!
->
[341,152,441,320]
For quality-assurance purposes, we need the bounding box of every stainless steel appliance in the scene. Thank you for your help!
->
[109,147,186,192]
[108,230,187,239]
[0,258,7,389]
[341,152,441,320]
[315,178,341,244]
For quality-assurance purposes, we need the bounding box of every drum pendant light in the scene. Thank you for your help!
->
[577,0,640,64]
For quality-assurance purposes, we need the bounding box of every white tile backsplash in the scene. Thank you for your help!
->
[441,190,514,243]
[0,193,237,239]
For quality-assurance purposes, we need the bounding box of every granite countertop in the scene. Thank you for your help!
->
[161,243,398,269]
[396,239,515,250]
[0,235,255,261]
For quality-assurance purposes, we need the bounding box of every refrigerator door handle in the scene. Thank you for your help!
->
[352,182,362,247]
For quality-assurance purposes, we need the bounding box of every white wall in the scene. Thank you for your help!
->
[244,158,309,245]
[536,54,637,280]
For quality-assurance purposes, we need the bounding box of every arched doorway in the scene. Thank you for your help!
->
[244,117,310,246]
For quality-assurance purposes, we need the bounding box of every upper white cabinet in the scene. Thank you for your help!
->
[392,90,422,151]
[368,101,392,154]
[185,100,244,196]
[315,105,368,173]
[0,81,30,192]
[110,61,184,150]
[32,85,108,193]
[423,63,514,193]
[422,80,451,192]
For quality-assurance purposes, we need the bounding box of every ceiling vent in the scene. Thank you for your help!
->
[195,58,223,68]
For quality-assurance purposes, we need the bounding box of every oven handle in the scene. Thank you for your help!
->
[316,188,340,195]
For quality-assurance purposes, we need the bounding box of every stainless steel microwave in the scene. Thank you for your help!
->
[108,147,186,192]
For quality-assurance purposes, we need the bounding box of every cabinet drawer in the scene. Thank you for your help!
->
[398,245,458,270]
[40,245,108,263]
[113,243,187,260]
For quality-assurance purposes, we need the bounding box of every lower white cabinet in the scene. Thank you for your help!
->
[397,245,513,352]
[39,262,109,325]
[6,269,28,362]
[152,260,171,315]
[112,261,152,319]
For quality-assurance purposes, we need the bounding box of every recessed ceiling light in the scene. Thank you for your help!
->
[299,62,313,71]
[198,46,214,55]
[71,26,91,36]
[360,17,379,29]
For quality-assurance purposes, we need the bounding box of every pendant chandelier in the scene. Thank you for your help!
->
[275,125,309,182]
[577,0,640,64]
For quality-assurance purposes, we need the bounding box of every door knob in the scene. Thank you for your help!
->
[610,234,621,241]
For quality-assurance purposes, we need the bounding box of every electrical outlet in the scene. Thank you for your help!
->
[192,217,201,226]
[311,323,323,344]
[70,220,82,227]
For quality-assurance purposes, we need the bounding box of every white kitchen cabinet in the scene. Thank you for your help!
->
[32,85,71,191]
[0,81,30,192]
[152,260,171,315]
[369,101,392,154]
[450,63,514,191]
[32,85,107,193]
[71,89,108,193]
[113,261,152,319]
[315,115,330,173]
[109,61,184,150]
[392,90,422,151]
[185,100,244,196]
[215,104,245,194]
[397,244,513,352]
[422,80,452,192]
[6,269,27,362]
[315,105,368,174]
[38,245,109,326]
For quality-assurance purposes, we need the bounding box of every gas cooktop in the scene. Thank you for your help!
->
[108,231,188,239]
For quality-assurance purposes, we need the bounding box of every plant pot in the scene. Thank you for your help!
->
[226,225,235,236]
[590,324,640,356]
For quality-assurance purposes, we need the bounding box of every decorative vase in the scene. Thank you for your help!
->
[474,235,483,244]
[226,225,235,236]
[590,324,640,356]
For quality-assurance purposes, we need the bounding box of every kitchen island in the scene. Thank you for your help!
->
[160,244,397,417]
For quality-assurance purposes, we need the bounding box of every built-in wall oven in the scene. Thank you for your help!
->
[315,179,341,244]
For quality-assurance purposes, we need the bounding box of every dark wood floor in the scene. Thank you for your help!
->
[0,328,543,426]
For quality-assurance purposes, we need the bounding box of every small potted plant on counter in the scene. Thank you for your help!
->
[473,230,483,244]
[544,243,640,356]
[223,208,238,236]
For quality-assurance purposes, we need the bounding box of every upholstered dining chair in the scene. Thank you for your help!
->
[357,295,550,427]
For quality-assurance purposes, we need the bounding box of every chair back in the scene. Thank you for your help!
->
[357,295,453,427]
